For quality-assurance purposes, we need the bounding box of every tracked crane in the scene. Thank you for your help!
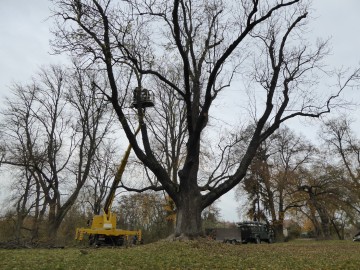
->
[75,87,154,246]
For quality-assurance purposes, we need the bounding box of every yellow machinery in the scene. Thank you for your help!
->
[75,127,142,246]
[75,87,154,246]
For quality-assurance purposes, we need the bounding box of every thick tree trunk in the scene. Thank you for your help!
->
[318,210,331,239]
[47,220,60,243]
[31,182,41,241]
[274,209,285,242]
[309,195,331,239]
[274,223,284,241]
[15,214,24,243]
[175,191,203,238]
[47,202,58,242]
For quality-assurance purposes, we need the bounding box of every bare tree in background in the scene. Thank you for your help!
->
[0,84,45,242]
[147,75,188,188]
[297,163,345,239]
[238,126,314,240]
[79,139,119,215]
[321,118,360,205]
[0,64,114,242]
[51,0,360,237]
[320,117,360,231]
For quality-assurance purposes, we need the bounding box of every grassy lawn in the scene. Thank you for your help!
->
[1,239,360,269]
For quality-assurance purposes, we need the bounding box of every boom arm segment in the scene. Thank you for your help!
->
[103,125,141,216]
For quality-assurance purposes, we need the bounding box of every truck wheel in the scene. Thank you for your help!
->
[89,234,94,246]
[116,237,124,246]
[255,236,261,244]
[90,235,100,247]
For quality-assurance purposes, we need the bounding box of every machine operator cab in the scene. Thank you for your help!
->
[132,87,155,108]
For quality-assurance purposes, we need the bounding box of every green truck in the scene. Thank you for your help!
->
[207,221,274,244]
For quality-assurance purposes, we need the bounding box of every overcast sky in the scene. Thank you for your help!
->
[0,0,359,221]
[0,0,64,102]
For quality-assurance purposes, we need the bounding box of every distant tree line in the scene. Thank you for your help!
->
[1,67,359,244]
[236,120,360,240]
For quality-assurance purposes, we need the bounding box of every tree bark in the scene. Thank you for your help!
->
[175,190,203,237]
[274,210,285,241]
[309,193,331,239]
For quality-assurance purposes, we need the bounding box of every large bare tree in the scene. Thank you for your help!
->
[51,0,360,237]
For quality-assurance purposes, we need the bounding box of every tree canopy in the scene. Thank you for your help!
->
[47,0,360,237]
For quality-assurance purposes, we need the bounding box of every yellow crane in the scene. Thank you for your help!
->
[75,88,154,246]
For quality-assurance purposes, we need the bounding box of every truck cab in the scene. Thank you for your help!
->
[237,221,274,244]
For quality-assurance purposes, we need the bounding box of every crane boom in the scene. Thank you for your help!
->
[103,125,141,215]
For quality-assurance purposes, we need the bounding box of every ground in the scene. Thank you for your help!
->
[1,239,360,269]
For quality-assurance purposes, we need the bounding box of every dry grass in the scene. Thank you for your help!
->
[1,239,360,269]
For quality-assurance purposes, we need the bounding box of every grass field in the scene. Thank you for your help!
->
[1,239,360,269]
